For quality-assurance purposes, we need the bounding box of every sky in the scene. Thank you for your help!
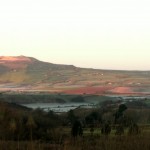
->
[0,0,150,70]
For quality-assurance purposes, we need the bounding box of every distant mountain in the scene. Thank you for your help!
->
[0,56,150,95]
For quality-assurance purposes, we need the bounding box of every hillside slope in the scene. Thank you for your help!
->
[0,56,150,95]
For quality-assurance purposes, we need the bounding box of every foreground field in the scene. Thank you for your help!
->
[0,131,150,150]
[0,92,150,150]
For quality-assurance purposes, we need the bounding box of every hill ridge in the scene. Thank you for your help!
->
[0,56,150,95]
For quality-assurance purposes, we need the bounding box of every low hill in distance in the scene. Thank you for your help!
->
[0,56,150,96]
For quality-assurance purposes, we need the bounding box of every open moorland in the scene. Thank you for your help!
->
[0,56,150,95]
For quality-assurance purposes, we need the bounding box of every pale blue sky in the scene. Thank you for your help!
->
[0,0,150,70]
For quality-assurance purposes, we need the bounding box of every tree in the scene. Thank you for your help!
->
[71,120,83,138]
[114,104,127,124]
[9,118,17,140]
[85,111,102,125]
[101,121,111,136]
[67,110,77,125]
[26,115,36,149]
[114,104,127,135]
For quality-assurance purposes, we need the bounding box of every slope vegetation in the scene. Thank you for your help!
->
[0,56,150,95]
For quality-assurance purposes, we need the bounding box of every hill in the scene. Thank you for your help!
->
[0,56,150,95]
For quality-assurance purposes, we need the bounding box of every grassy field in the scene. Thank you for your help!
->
[0,90,150,150]
[0,126,150,150]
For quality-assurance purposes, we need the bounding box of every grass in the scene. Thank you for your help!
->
[0,70,30,83]
[0,133,150,150]
[0,123,150,150]
[65,135,150,150]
